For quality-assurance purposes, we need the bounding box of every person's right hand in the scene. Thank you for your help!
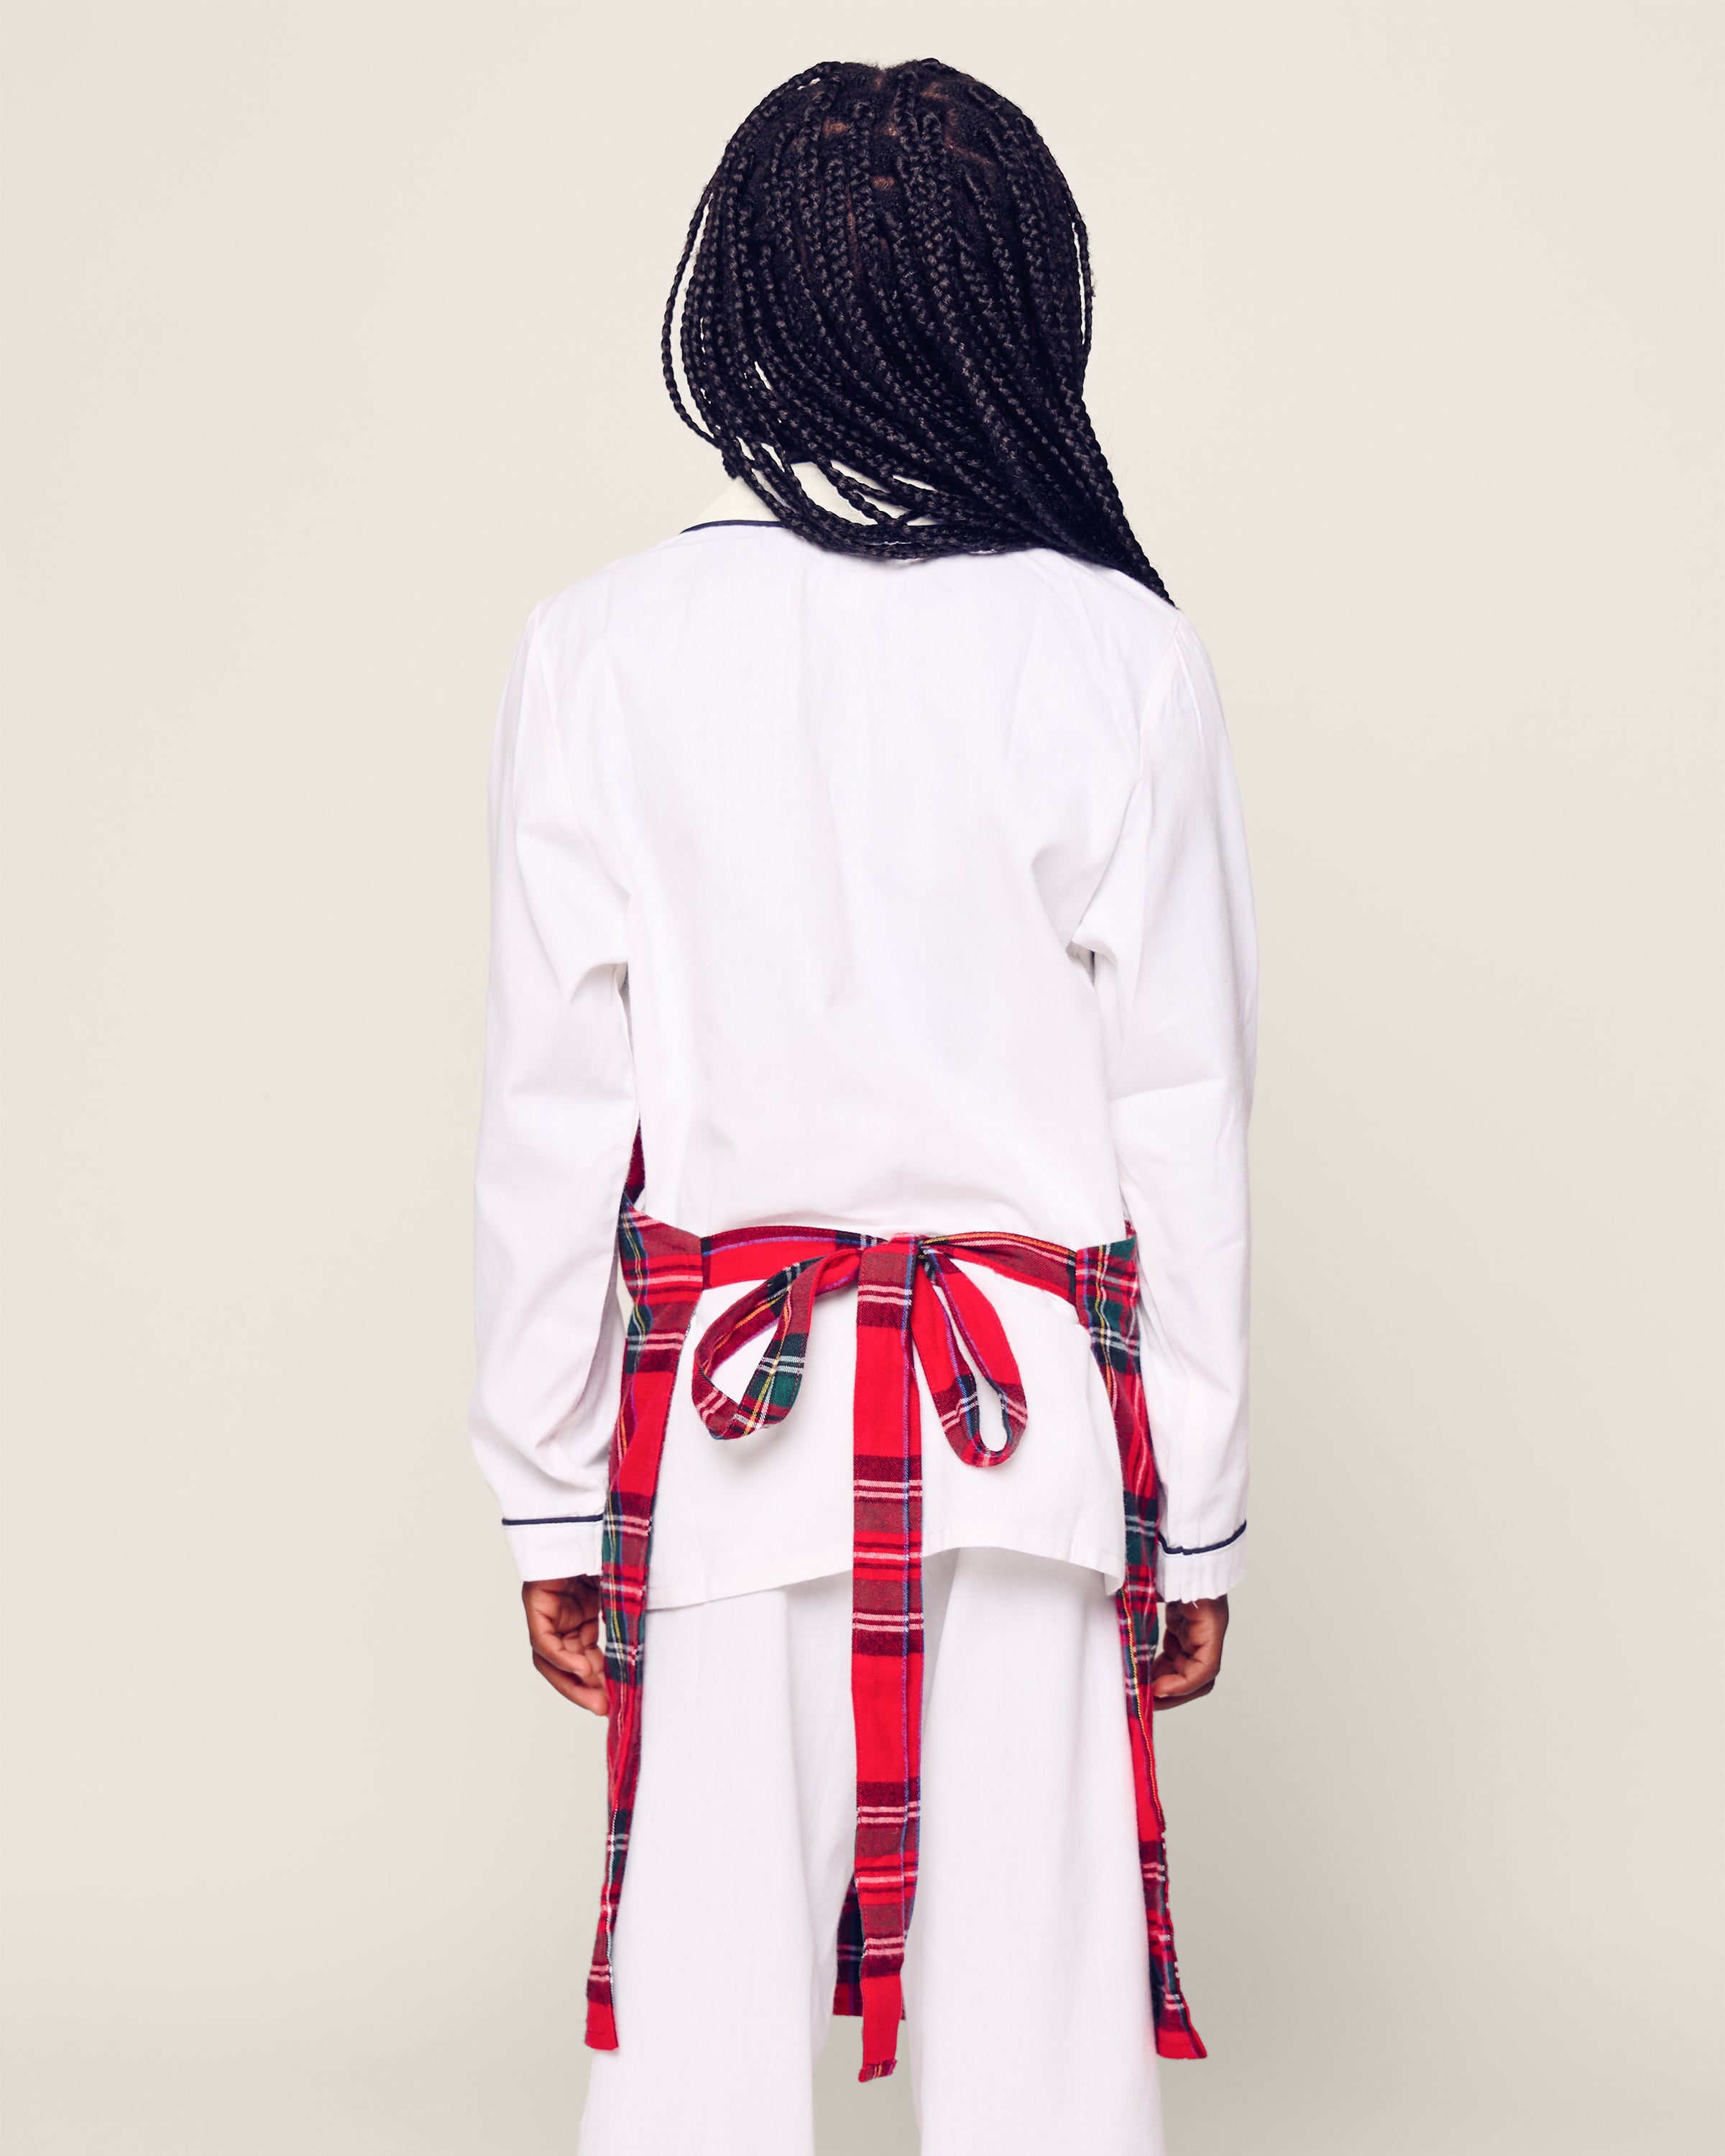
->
[522,1576,609,1715]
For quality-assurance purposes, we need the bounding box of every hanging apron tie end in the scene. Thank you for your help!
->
[858,1972,904,2080]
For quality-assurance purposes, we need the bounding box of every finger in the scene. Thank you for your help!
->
[1154,1622,1223,1680]
[566,1644,608,1687]
[527,1622,592,1676]
[530,1623,607,1681]
[533,1651,610,1715]
[1167,1634,1223,1680]
[1152,1655,1220,1696]
[1152,1674,1216,1710]
[550,1642,604,1685]
[1151,1646,1218,1696]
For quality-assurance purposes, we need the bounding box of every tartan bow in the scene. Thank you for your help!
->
[689,1238,1030,1469]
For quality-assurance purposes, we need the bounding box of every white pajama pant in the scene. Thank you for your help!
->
[578,1546,1164,2156]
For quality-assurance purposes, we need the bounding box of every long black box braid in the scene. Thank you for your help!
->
[662,58,1172,602]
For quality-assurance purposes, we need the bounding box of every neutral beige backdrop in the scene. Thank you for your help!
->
[2,4,1721,2153]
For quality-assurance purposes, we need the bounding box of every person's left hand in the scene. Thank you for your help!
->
[522,1576,609,1715]
[1151,1595,1229,1708]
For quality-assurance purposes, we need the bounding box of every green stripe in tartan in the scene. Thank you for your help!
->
[741,1320,811,1423]
[1122,1491,1160,1591]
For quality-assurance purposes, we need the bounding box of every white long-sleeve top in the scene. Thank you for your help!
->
[472,480,1257,1606]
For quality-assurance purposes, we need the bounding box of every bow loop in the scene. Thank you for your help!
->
[691,1249,860,1440]
[914,1245,1029,1467]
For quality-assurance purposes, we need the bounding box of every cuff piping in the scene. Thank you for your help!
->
[502,1512,604,1526]
[1157,1519,1246,1557]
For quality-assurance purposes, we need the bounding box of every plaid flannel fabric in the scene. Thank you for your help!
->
[584,1139,1205,2076]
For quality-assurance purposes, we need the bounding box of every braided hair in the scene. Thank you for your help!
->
[663,58,1170,599]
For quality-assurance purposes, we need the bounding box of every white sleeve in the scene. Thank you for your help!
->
[1075,614,1258,1600]
[469,606,637,1583]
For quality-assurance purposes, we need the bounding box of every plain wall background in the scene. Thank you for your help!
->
[2,4,1721,2152]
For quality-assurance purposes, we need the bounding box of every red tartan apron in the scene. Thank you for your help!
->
[584,1137,1205,2081]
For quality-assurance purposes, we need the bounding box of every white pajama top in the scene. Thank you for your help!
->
[471,479,1257,1606]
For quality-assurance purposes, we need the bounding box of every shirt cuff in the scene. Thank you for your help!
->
[1156,1524,1246,1603]
[504,1515,605,1583]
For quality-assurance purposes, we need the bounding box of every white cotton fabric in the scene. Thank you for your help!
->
[576,1548,1165,2156]
[472,479,1256,1603]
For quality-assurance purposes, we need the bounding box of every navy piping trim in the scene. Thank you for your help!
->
[502,1513,605,1526]
[679,518,788,534]
[1157,1521,1247,1557]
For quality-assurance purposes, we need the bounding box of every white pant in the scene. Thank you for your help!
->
[578,1547,1164,2156]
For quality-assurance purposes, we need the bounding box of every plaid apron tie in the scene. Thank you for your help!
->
[584,1137,1205,2079]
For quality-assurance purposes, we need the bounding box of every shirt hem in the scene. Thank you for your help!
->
[643,1523,1128,1611]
